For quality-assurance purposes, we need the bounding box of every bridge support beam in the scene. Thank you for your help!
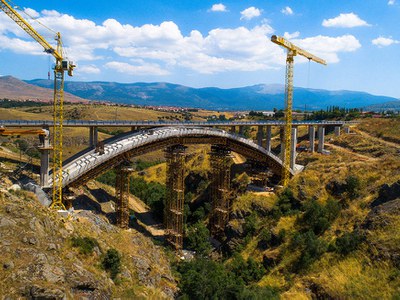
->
[309,126,315,153]
[265,125,272,152]
[344,127,350,134]
[290,127,297,170]
[89,127,98,148]
[318,126,325,153]
[39,129,50,187]
[257,126,264,147]
[115,162,134,229]
[230,126,236,134]
[164,144,186,251]
[210,144,232,238]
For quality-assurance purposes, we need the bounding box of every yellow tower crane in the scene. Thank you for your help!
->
[271,35,326,187]
[0,0,75,208]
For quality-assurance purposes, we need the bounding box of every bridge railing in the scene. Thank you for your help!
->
[0,119,355,127]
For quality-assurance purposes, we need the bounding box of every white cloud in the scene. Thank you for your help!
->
[23,8,40,18]
[322,13,370,28]
[0,8,362,76]
[388,0,395,5]
[210,4,227,12]
[281,6,294,15]
[78,65,101,74]
[292,35,361,63]
[372,36,399,47]
[283,31,300,40]
[240,7,262,20]
[105,61,170,76]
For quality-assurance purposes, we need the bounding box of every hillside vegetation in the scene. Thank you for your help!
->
[0,102,399,298]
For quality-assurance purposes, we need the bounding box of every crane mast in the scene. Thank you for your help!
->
[271,35,326,186]
[1,0,75,208]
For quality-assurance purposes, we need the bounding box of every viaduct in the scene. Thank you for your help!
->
[0,119,352,250]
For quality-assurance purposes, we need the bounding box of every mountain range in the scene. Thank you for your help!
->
[1,76,398,111]
[0,76,87,103]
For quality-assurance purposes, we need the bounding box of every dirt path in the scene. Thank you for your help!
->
[128,195,165,237]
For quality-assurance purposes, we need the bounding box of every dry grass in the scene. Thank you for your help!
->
[357,118,400,144]
[308,252,399,299]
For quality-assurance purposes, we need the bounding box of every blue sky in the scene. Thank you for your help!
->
[0,0,399,98]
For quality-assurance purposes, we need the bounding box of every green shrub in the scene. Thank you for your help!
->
[335,231,363,255]
[71,236,99,255]
[291,230,328,272]
[345,175,361,199]
[244,212,258,236]
[96,169,116,186]
[228,254,265,285]
[178,259,243,300]
[258,228,286,249]
[185,222,212,256]
[272,188,301,218]
[299,198,341,235]
[102,248,122,279]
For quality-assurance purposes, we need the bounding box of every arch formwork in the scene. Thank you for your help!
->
[49,127,302,189]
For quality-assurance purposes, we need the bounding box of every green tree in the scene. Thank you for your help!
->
[178,259,243,300]
[186,222,212,256]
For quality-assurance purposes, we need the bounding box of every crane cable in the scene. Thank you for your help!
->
[9,1,70,59]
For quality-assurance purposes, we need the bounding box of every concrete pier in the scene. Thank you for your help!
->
[39,130,50,187]
[334,126,341,136]
[230,126,236,134]
[257,125,264,147]
[309,126,315,153]
[239,125,244,135]
[344,127,350,134]
[265,125,272,152]
[318,126,325,153]
[89,127,98,148]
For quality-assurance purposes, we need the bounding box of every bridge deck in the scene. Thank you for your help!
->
[0,120,354,128]
[48,127,302,189]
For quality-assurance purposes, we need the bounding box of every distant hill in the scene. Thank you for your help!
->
[364,100,400,112]
[0,76,87,103]
[11,77,399,110]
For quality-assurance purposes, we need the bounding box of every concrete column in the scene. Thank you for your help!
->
[131,126,137,132]
[230,126,236,134]
[344,127,350,134]
[334,126,341,136]
[309,126,315,153]
[39,129,50,187]
[257,125,264,146]
[290,127,297,170]
[265,125,272,152]
[318,126,325,153]
[89,127,98,148]
[239,126,244,135]
[89,127,94,148]
[93,127,98,146]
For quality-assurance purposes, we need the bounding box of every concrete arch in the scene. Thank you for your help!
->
[51,127,303,189]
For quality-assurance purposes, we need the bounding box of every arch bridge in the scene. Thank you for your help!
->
[1,119,353,250]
